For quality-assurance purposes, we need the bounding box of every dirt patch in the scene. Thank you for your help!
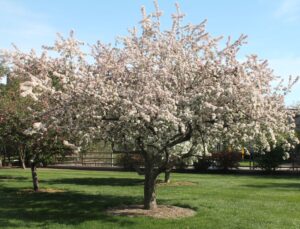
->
[107,205,196,219]
[156,180,197,187]
[18,188,65,194]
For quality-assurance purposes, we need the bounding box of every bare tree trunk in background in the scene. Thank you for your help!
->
[3,146,7,166]
[143,159,158,210]
[31,162,39,192]
[19,146,26,169]
[21,160,26,169]
[164,170,171,183]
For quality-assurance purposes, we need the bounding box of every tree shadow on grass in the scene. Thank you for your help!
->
[200,173,300,179]
[0,175,28,181]
[0,185,141,228]
[242,183,300,191]
[48,177,144,187]
[168,202,199,212]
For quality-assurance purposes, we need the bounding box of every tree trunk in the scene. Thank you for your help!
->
[20,159,26,169]
[144,163,157,210]
[0,159,2,167]
[164,171,171,183]
[19,147,26,169]
[3,146,7,166]
[31,162,39,192]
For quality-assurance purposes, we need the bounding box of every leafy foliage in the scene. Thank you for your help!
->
[116,154,144,170]
[0,79,35,166]
[0,78,73,167]
[255,146,286,172]
[211,151,241,170]
[193,156,213,171]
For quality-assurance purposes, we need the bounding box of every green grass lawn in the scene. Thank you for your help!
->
[239,160,251,167]
[0,168,300,229]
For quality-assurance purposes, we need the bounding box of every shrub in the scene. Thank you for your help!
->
[194,156,213,171]
[255,146,285,172]
[174,158,190,170]
[116,153,144,170]
[212,151,241,170]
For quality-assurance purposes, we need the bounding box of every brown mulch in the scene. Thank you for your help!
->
[156,180,197,187]
[17,188,65,194]
[107,205,196,219]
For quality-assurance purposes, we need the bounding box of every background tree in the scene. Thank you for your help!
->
[3,2,298,209]
[0,68,74,191]
[0,63,8,167]
[23,125,75,191]
[291,105,300,166]
[0,78,34,168]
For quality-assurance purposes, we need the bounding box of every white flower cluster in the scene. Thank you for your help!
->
[24,122,47,136]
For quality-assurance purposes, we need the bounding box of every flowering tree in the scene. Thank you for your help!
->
[0,76,75,191]
[25,126,75,191]
[0,78,34,169]
[0,63,6,81]
[2,2,298,209]
[0,63,9,168]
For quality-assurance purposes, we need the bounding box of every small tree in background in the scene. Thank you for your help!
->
[24,126,74,191]
[0,78,35,168]
[0,75,74,191]
[289,106,300,167]
[0,63,8,167]
[295,131,300,166]
[3,1,298,209]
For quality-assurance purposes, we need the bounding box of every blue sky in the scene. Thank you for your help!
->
[0,0,299,106]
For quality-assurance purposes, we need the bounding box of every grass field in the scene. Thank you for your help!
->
[238,160,252,167]
[0,168,300,229]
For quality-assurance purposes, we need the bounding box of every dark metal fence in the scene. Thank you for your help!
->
[53,152,118,167]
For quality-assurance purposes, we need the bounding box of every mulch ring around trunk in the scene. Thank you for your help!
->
[156,180,197,187]
[17,188,65,194]
[106,205,196,219]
